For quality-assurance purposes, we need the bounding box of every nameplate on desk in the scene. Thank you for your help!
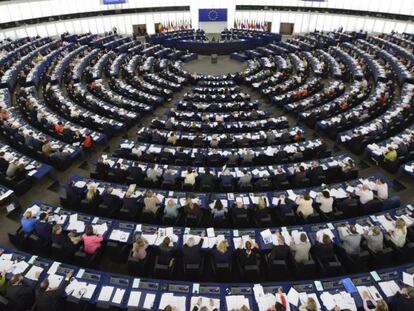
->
[370,271,381,282]
[132,278,140,289]
[169,284,189,292]
[110,276,129,286]
[314,281,324,291]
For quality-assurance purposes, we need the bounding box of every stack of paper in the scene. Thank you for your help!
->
[12,261,29,274]
[159,293,186,311]
[403,272,414,287]
[316,229,335,243]
[378,281,400,297]
[143,293,156,309]
[320,291,356,311]
[226,295,250,310]
[190,296,220,311]
[127,291,141,307]
[376,215,395,232]
[47,274,63,289]
[357,285,383,301]
[97,286,114,302]
[65,279,96,299]
[109,230,130,242]
[92,223,108,235]
[25,265,43,280]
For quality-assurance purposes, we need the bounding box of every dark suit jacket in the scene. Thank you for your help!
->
[35,221,53,241]
[0,158,8,171]
[183,240,203,264]
[6,282,34,311]
[270,244,291,261]
[312,242,335,262]
[198,173,216,187]
[211,247,232,264]
[52,233,73,249]
[35,280,69,311]
[390,292,414,311]
[102,193,122,209]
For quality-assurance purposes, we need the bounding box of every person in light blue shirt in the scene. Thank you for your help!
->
[21,211,37,234]
[164,199,180,218]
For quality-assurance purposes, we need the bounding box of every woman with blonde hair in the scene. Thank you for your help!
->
[21,211,37,234]
[132,236,149,260]
[299,297,319,311]
[257,196,267,209]
[211,239,232,264]
[361,291,388,311]
[85,185,99,202]
[388,218,407,248]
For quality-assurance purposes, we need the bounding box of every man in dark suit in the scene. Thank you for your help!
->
[112,163,127,181]
[308,161,324,183]
[0,152,8,172]
[95,158,110,177]
[128,163,145,182]
[311,234,335,262]
[35,212,53,241]
[198,168,216,189]
[182,236,204,265]
[175,147,188,164]
[254,176,272,191]
[66,180,85,205]
[390,287,414,311]
[101,187,123,213]
[35,272,73,311]
[6,274,35,311]
[269,234,291,261]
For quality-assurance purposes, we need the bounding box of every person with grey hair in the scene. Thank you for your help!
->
[363,226,384,253]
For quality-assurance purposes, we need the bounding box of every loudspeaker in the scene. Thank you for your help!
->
[211,54,218,64]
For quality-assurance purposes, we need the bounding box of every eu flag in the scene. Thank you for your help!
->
[199,9,228,22]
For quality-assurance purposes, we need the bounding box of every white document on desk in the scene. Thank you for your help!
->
[127,291,141,307]
[47,274,63,289]
[159,293,186,311]
[112,288,125,304]
[143,293,156,309]
[287,287,299,306]
[403,272,414,287]
[378,281,400,297]
[98,286,114,302]
[25,265,43,280]
[226,295,250,310]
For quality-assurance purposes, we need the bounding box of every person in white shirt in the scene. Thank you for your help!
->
[295,193,314,219]
[290,232,311,263]
[387,218,407,248]
[315,190,334,214]
[373,179,388,200]
[184,168,198,185]
[131,145,142,158]
[146,164,161,182]
[355,184,374,205]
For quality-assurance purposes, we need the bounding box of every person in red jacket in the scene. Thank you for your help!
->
[54,121,64,135]
[82,133,93,149]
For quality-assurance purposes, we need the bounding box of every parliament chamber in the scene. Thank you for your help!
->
[1,0,414,310]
